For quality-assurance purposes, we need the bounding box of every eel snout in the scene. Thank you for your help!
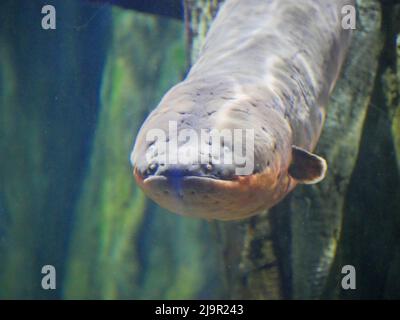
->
[130,112,295,220]
[132,148,293,220]
[136,160,237,182]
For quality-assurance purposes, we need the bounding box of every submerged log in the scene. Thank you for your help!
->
[183,0,398,299]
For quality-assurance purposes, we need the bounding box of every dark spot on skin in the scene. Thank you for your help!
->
[232,108,249,114]
[284,112,289,119]
[207,111,216,116]
[148,138,157,147]
[261,127,267,133]
[251,102,257,107]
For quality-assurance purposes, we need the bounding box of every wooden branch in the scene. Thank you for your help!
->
[184,0,388,300]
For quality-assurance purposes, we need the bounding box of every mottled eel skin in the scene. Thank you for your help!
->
[131,0,354,220]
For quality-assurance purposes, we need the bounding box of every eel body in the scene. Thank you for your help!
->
[130,0,354,220]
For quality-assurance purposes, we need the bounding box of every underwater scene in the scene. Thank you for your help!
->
[0,0,399,300]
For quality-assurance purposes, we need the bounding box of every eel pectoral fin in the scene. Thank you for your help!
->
[288,146,327,184]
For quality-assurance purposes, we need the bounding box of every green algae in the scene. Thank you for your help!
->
[64,8,222,299]
[0,0,110,298]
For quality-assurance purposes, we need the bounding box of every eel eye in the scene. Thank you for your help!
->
[144,162,158,177]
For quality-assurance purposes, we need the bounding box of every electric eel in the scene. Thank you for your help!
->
[130,0,354,220]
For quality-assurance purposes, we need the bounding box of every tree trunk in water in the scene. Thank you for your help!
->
[184,0,400,299]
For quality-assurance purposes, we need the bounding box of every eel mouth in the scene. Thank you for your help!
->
[133,166,293,220]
